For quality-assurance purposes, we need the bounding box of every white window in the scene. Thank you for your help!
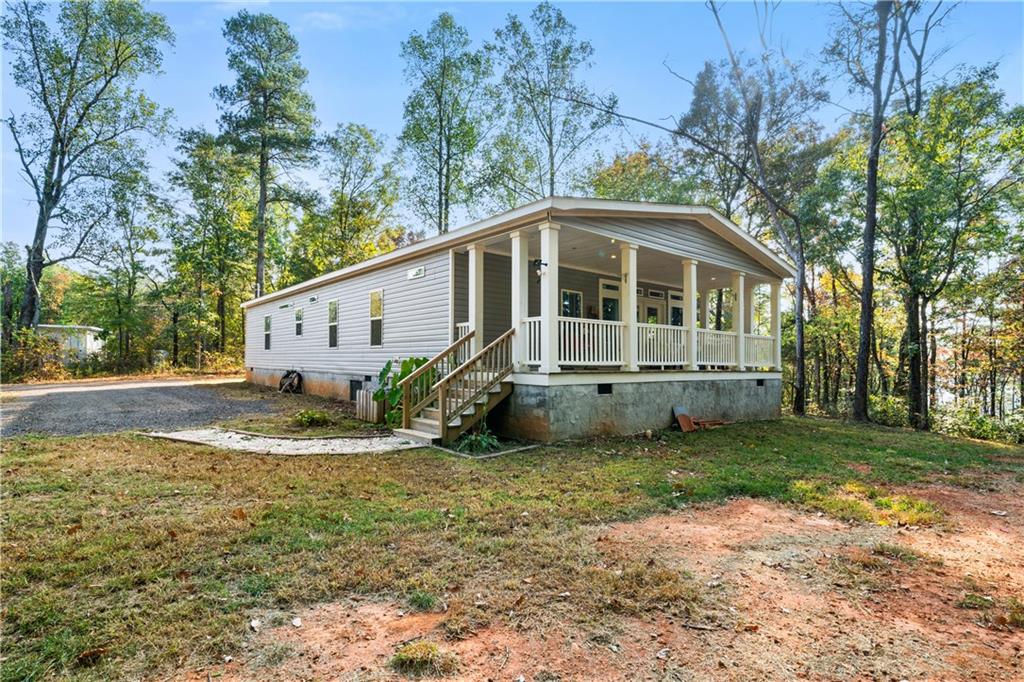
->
[369,289,383,346]
[328,300,339,348]
[561,289,583,318]
[294,307,303,336]
[263,315,271,350]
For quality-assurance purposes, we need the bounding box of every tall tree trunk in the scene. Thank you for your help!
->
[905,293,923,427]
[793,252,807,415]
[172,308,180,366]
[1,281,14,347]
[714,290,724,331]
[871,324,889,394]
[217,292,227,353]
[918,297,930,430]
[255,137,269,298]
[853,0,893,422]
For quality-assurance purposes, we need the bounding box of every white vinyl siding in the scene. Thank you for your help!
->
[244,251,450,376]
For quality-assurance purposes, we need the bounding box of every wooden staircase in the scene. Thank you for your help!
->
[394,328,515,445]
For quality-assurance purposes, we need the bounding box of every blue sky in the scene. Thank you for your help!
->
[3,1,1022,250]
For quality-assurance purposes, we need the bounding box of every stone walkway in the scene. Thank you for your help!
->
[145,428,424,455]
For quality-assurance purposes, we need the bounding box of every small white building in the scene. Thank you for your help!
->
[37,324,104,360]
[242,198,794,443]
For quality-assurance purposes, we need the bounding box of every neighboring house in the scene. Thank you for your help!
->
[242,197,795,443]
[37,324,104,361]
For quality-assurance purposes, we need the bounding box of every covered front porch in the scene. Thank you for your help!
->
[449,219,783,375]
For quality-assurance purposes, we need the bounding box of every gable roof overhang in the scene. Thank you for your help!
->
[241,197,795,309]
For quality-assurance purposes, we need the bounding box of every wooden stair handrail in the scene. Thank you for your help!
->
[397,331,475,389]
[399,331,475,428]
[434,327,515,441]
[431,327,515,391]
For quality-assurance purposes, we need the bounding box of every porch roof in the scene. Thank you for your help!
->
[241,197,796,309]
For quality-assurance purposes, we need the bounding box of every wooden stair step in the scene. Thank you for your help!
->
[393,428,439,444]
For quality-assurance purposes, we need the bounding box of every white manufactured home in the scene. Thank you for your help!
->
[242,198,794,443]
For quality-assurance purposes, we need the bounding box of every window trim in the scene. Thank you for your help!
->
[327,300,339,348]
[294,307,303,336]
[263,315,272,350]
[560,288,583,318]
[369,289,383,347]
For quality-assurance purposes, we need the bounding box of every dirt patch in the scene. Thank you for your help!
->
[180,489,1024,681]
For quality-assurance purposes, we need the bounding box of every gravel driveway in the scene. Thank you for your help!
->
[1,377,278,436]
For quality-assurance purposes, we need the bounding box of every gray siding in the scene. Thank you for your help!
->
[244,251,450,376]
[560,216,775,278]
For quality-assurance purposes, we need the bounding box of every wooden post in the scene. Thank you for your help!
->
[771,280,782,371]
[539,222,560,373]
[684,259,699,370]
[438,382,447,441]
[468,243,485,354]
[621,243,638,371]
[510,230,528,371]
[733,272,746,369]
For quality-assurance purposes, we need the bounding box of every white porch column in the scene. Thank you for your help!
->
[539,222,560,373]
[468,243,485,354]
[770,280,782,371]
[621,243,638,371]
[744,279,756,333]
[510,230,529,370]
[684,259,699,370]
[733,272,746,370]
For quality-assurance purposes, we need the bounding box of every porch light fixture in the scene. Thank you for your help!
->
[531,258,548,282]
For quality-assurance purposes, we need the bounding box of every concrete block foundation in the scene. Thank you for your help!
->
[491,375,781,442]
[246,367,368,401]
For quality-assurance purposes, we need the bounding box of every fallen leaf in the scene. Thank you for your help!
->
[231,508,247,521]
[76,647,108,664]
[66,523,82,535]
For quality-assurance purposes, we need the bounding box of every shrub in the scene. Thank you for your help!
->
[292,409,333,427]
[455,420,501,454]
[373,357,429,426]
[933,405,1024,445]
[869,394,908,428]
[0,329,69,383]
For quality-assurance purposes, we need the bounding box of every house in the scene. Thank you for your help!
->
[242,197,794,443]
[37,324,104,361]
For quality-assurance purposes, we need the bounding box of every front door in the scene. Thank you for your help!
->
[637,299,666,324]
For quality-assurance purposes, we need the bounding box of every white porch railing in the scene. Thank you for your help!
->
[453,322,472,365]
[637,323,687,366]
[558,317,623,366]
[697,328,736,366]
[523,317,541,365]
[744,334,773,367]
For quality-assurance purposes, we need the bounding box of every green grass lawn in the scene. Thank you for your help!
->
[2,418,1021,680]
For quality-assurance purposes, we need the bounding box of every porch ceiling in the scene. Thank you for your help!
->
[470,225,773,291]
